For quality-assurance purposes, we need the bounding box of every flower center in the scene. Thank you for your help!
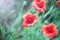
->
[36,3,44,8]
[46,27,54,34]
[48,29,52,32]
[38,5,43,8]
[28,19,33,23]
[47,28,54,33]
[26,17,34,24]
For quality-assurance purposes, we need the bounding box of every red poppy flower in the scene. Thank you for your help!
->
[32,0,46,12]
[56,1,60,7]
[22,12,38,27]
[42,23,58,38]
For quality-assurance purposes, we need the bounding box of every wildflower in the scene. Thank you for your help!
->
[42,23,58,38]
[22,12,38,27]
[32,0,46,12]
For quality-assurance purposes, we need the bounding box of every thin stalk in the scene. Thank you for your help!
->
[44,5,54,18]
[47,8,57,21]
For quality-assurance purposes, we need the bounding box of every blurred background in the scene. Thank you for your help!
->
[0,0,32,27]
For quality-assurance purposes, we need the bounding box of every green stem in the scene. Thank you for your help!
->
[44,5,54,18]
[47,8,57,21]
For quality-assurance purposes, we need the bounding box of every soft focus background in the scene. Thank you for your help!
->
[0,0,60,40]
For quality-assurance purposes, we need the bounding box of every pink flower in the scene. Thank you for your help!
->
[42,23,58,38]
[32,0,46,12]
[22,12,38,27]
